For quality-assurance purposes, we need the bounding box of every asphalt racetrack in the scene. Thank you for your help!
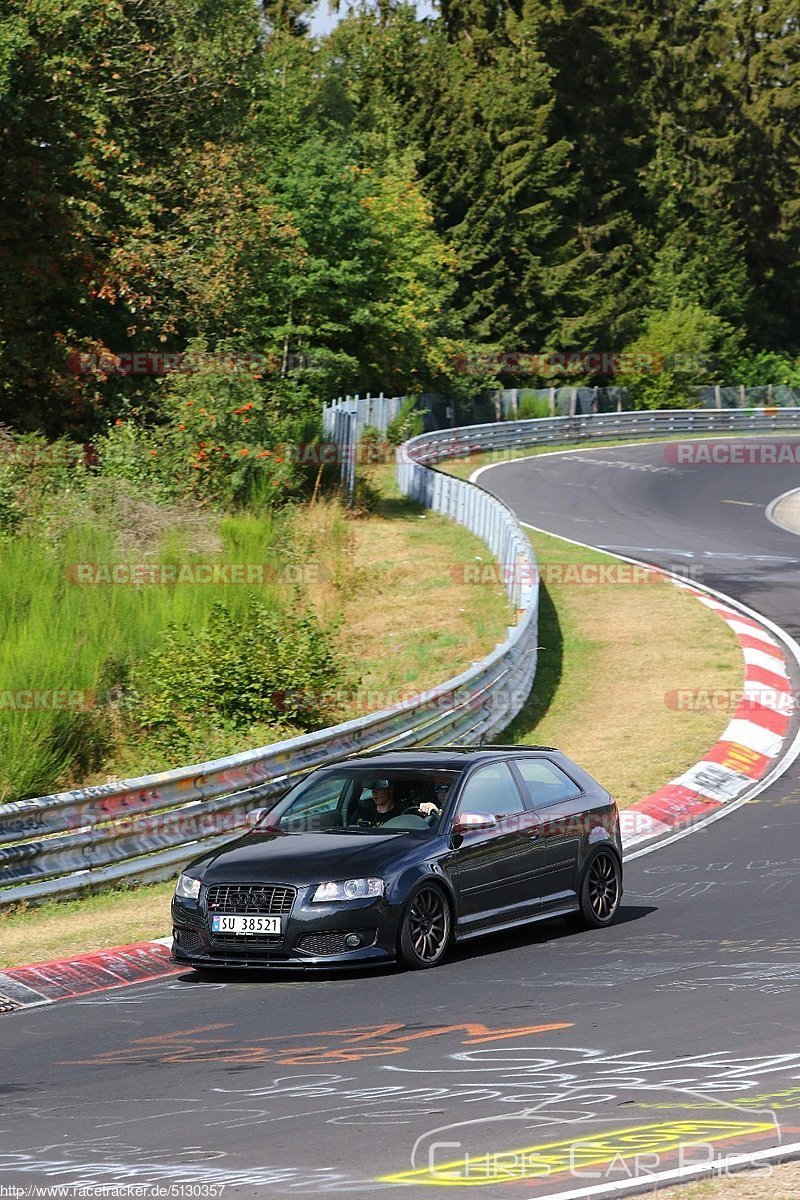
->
[3,437,800,1198]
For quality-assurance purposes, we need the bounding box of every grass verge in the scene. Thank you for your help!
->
[503,529,742,807]
[656,1161,800,1199]
[0,881,175,969]
[0,460,744,966]
[341,463,511,702]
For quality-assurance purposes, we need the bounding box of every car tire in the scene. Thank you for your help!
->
[566,848,622,930]
[397,883,452,969]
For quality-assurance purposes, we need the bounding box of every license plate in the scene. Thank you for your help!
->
[211,914,282,935]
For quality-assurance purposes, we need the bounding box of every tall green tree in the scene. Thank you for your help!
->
[637,0,799,353]
[729,0,800,349]
[0,0,283,435]
[262,0,317,34]
[525,0,654,353]
[638,0,752,332]
[251,16,461,394]
[367,3,573,351]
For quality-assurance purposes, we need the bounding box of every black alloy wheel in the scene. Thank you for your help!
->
[398,885,451,969]
[567,849,622,930]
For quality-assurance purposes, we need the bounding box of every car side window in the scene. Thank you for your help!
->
[278,775,349,829]
[514,758,582,807]
[457,763,526,818]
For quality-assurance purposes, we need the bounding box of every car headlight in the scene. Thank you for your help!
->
[175,873,201,901]
[311,878,384,903]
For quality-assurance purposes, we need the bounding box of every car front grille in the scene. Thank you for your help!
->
[206,883,296,916]
[210,934,283,950]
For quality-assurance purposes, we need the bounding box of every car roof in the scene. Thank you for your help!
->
[339,745,559,771]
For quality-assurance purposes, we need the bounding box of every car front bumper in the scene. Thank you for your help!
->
[171,888,400,968]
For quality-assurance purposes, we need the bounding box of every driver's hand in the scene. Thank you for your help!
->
[418,802,441,817]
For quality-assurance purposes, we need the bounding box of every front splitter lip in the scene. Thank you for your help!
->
[171,944,393,969]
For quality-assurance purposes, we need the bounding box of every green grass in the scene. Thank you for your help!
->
[0,497,290,800]
[0,456,745,963]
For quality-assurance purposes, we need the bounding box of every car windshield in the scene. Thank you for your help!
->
[262,767,462,835]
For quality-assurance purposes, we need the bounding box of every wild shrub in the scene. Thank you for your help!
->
[133,597,350,755]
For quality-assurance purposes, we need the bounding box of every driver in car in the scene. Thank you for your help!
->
[352,779,405,827]
[418,780,452,822]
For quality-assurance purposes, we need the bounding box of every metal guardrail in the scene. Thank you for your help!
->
[0,433,539,906]
[6,405,795,905]
[400,406,800,465]
[322,387,800,437]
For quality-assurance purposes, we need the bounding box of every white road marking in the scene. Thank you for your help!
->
[742,646,790,676]
[599,547,800,561]
[766,485,800,536]
[506,518,800,862]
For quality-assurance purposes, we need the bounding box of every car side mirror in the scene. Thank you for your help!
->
[246,807,270,828]
[452,811,498,835]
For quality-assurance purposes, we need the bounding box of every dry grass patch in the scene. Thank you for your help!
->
[655,1160,800,1199]
[266,487,513,708]
[0,881,175,969]
[505,529,743,806]
[0,462,745,964]
[341,499,511,706]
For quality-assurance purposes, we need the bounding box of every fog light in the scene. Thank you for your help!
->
[344,933,361,949]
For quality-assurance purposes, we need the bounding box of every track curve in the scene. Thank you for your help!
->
[3,436,800,1198]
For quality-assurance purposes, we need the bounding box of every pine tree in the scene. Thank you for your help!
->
[396,4,573,350]
[524,0,654,353]
[730,0,800,350]
[637,0,751,334]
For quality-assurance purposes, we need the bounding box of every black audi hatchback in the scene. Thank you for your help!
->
[171,746,623,971]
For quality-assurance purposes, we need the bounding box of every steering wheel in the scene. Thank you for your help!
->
[379,811,441,830]
[380,810,430,830]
